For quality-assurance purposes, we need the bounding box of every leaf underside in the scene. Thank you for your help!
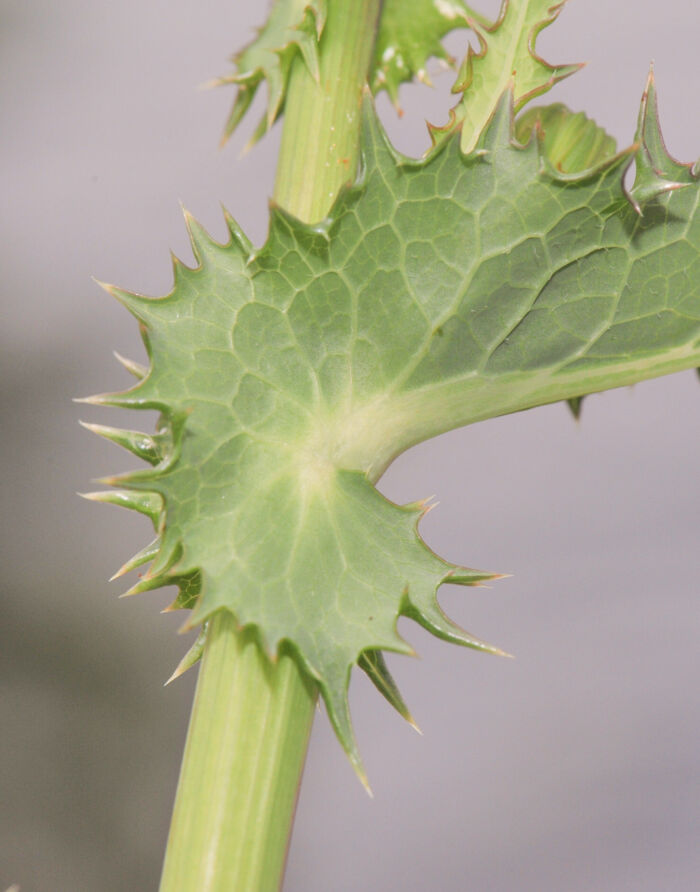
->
[514,103,618,418]
[85,72,700,774]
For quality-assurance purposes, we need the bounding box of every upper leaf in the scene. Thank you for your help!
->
[430,0,582,152]
[370,0,490,109]
[86,84,700,774]
[217,0,326,147]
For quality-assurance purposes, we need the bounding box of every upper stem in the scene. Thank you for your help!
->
[274,0,382,222]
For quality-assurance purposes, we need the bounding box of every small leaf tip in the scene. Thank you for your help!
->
[73,393,107,406]
[91,276,116,295]
[356,763,374,798]
[113,351,148,379]
[407,715,423,735]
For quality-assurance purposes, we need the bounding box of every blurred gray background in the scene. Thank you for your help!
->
[1,1,698,889]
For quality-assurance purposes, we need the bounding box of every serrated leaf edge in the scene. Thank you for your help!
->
[84,78,695,778]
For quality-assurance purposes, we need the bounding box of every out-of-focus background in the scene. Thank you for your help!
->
[1,1,698,889]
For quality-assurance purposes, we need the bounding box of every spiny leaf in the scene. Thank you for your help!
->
[370,0,491,110]
[86,87,700,771]
[627,65,693,215]
[216,0,326,146]
[566,396,583,420]
[120,549,201,604]
[79,421,164,465]
[111,538,161,581]
[165,627,208,685]
[430,0,582,153]
[113,351,148,379]
[359,649,420,730]
[79,490,162,525]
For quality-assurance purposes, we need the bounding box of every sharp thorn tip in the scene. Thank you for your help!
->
[408,716,423,735]
[164,669,181,686]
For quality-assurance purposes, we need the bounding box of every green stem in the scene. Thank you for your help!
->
[159,616,316,892]
[159,3,381,890]
[274,0,381,222]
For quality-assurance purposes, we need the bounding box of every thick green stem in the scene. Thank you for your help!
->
[159,616,315,892]
[274,0,381,222]
[159,3,381,890]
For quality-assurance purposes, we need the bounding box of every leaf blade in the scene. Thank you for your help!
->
[87,83,700,765]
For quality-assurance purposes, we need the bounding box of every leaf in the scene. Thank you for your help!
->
[566,395,583,420]
[79,421,166,465]
[370,0,491,109]
[626,65,692,215]
[515,103,617,173]
[165,626,208,685]
[358,649,419,729]
[217,0,326,146]
[514,103,618,420]
[87,87,700,771]
[430,0,582,152]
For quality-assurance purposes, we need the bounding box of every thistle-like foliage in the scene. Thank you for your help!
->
[218,0,492,142]
[219,0,580,151]
[84,69,700,772]
[370,0,491,109]
[217,0,327,147]
[430,0,582,151]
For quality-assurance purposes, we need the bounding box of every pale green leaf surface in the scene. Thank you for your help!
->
[514,103,618,418]
[87,86,700,767]
[431,0,582,152]
[370,0,490,107]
